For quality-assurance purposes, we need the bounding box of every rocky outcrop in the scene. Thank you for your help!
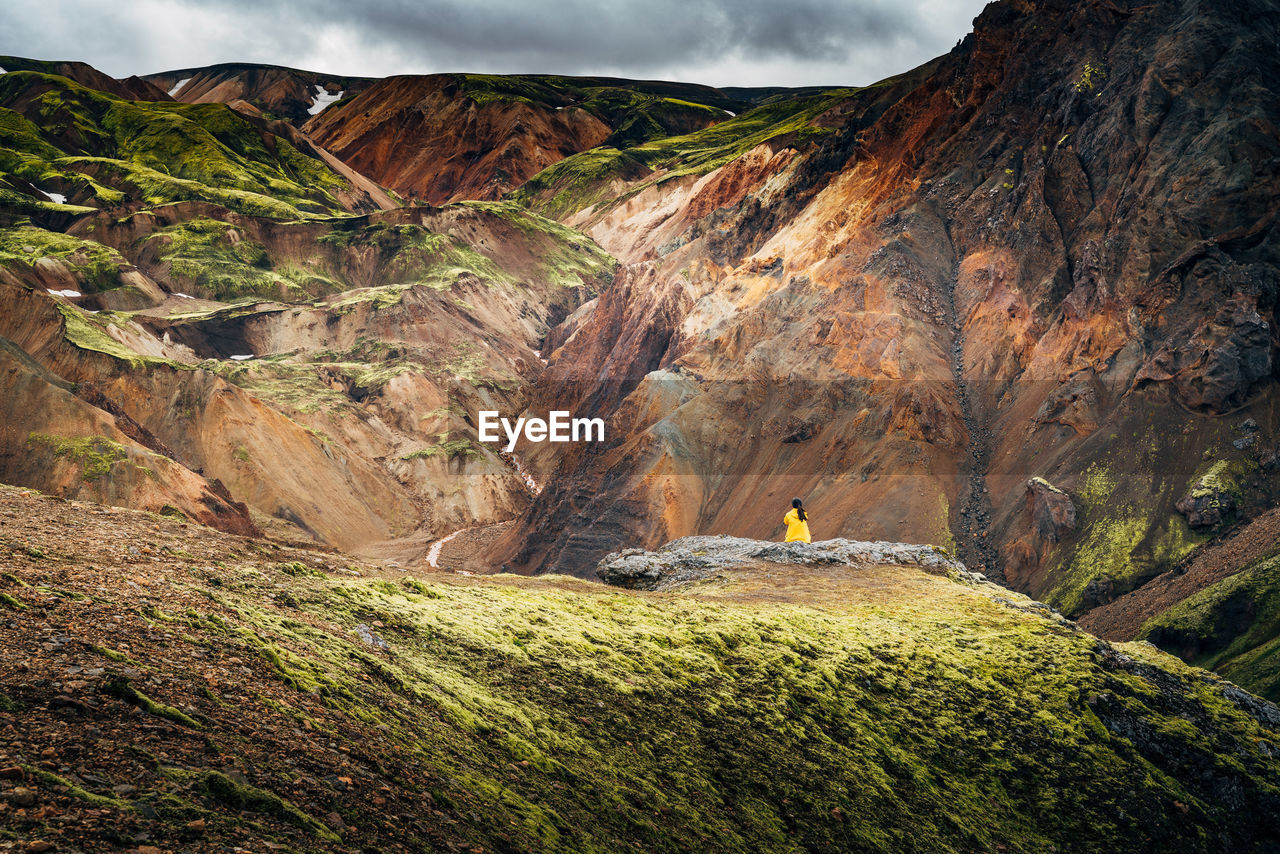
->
[1175,463,1243,529]
[1025,478,1076,543]
[1137,299,1275,412]
[596,534,971,590]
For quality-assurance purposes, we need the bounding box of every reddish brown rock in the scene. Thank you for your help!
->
[491,0,1280,596]
[1026,478,1076,543]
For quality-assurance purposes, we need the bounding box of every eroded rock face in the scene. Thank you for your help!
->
[596,535,971,591]
[1176,485,1237,529]
[1026,478,1076,543]
[495,0,1280,613]
[1139,298,1275,412]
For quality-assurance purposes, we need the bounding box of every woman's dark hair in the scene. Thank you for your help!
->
[792,497,807,522]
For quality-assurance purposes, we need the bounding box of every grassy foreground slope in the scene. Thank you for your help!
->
[0,485,1276,853]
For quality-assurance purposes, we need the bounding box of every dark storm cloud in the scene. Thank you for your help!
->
[1,0,987,87]
[344,0,908,65]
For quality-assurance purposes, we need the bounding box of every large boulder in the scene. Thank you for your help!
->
[596,534,971,591]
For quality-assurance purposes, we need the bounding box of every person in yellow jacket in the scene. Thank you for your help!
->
[783,497,811,543]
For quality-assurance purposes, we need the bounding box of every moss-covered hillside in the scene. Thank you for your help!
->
[0,70,361,219]
[1141,551,1280,702]
[451,73,743,145]
[510,89,853,220]
[1,485,1276,853]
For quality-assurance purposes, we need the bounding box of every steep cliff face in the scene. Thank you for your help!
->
[493,0,1280,638]
[142,62,376,125]
[304,74,756,204]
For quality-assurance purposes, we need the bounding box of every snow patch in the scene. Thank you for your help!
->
[167,77,191,97]
[723,109,736,116]
[229,354,254,361]
[172,292,195,299]
[40,190,67,204]
[0,67,7,74]
[46,289,81,298]
[307,84,343,116]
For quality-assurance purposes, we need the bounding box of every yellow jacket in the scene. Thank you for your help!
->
[783,508,811,543]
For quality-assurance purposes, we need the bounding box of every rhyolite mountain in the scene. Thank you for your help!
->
[0,0,1278,775]
[143,62,376,125]
[302,73,773,204]
[3,0,1280,848]
[475,0,1280,697]
[0,63,613,557]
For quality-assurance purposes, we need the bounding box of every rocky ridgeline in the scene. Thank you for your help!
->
[596,535,979,591]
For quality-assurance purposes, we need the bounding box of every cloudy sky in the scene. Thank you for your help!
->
[2,0,988,87]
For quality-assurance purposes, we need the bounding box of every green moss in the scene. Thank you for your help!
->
[317,221,515,291]
[25,766,131,809]
[180,559,1280,853]
[1045,435,1211,616]
[1185,458,1255,520]
[0,225,129,292]
[52,302,190,369]
[88,643,139,665]
[325,282,415,309]
[1074,60,1108,95]
[1140,553,1280,700]
[460,201,617,289]
[0,70,353,219]
[513,90,851,219]
[201,358,352,415]
[0,591,26,610]
[143,217,334,301]
[25,432,128,481]
[401,438,483,462]
[165,768,339,842]
[102,674,203,729]
[276,561,324,578]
